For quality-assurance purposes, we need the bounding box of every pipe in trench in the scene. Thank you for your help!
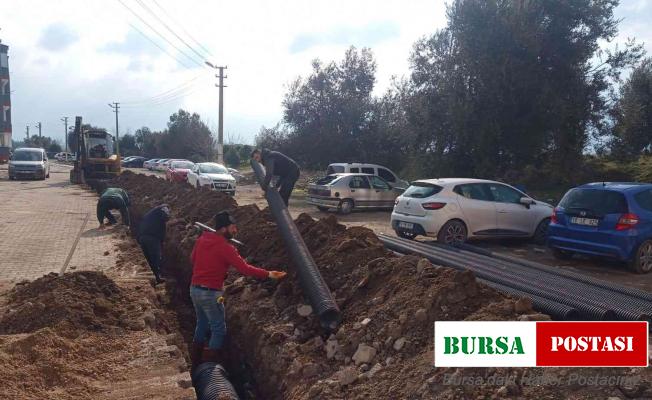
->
[380,235,620,320]
[192,362,239,400]
[250,159,341,331]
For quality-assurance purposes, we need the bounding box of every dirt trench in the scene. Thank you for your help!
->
[102,171,652,400]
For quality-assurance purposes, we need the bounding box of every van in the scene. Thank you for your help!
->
[8,148,50,180]
[326,163,409,189]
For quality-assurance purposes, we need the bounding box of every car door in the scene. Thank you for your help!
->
[453,183,498,235]
[187,166,198,186]
[487,183,534,235]
[348,176,373,208]
[369,176,396,208]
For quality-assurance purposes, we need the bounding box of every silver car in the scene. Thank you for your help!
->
[307,173,402,214]
[8,148,50,180]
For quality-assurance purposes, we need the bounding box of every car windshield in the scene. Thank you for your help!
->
[327,165,345,174]
[316,175,342,185]
[87,136,114,158]
[199,164,228,174]
[172,161,194,169]
[403,182,443,198]
[559,189,628,215]
[13,150,43,161]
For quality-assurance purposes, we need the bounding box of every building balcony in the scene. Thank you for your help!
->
[0,67,8,78]
[0,93,9,105]
[0,121,11,132]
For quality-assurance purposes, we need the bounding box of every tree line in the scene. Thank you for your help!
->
[256,0,649,189]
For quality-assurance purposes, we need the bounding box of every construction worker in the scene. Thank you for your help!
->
[97,187,130,227]
[251,149,300,206]
[189,211,286,368]
[137,204,170,285]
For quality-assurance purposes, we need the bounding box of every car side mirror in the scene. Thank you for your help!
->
[520,197,534,207]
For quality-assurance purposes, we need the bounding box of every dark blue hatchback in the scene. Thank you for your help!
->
[548,182,652,273]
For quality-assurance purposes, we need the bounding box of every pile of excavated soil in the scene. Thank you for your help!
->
[106,171,652,400]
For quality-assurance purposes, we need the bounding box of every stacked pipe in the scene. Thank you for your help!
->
[250,160,341,330]
[379,234,652,322]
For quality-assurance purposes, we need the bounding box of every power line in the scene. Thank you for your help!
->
[116,0,204,68]
[151,0,213,58]
[127,22,193,69]
[121,84,201,108]
[135,0,208,62]
[120,73,207,105]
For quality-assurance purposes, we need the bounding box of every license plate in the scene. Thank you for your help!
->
[214,184,227,188]
[398,221,414,230]
[571,217,599,226]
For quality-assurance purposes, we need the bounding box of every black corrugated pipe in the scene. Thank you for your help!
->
[380,235,616,320]
[438,245,652,316]
[192,362,239,400]
[250,160,341,330]
[456,243,652,303]
[478,279,581,320]
[423,242,652,317]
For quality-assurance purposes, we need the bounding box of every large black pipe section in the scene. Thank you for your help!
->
[193,362,239,400]
[380,235,616,320]
[381,235,652,322]
[250,159,341,330]
[478,279,581,320]
[423,242,652,318]
[457,243,652,303]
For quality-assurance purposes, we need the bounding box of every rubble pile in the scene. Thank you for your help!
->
[108,171,652,399]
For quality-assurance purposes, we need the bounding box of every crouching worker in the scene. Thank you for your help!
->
[138,204,170,285]
[97,187,130,227]
[189,211,286,369]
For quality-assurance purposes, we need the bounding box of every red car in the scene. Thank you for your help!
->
[166,160,195,183]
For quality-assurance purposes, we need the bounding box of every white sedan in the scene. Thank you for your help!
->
[391,178,553,244]
[187,162,237,195]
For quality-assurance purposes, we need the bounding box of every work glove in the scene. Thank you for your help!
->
[268,271,287,280]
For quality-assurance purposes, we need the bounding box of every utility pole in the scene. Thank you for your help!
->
[36,122,42,137]
[61,117,68,153]
[108,102,120,158]
[216,66,227,164]
[25,125,29,139]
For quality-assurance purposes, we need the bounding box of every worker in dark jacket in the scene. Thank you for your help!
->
[137,204,170,285]
[189,211,286,369]
[97,187,130,226]
[251,149,300,206]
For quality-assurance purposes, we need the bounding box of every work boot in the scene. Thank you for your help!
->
[202,348,224,364]
[154,276,166,285]
[190,342,204,372]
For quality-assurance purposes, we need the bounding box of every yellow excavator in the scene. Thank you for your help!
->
[70,116,121,183]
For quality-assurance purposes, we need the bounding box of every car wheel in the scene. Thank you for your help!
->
[396,230,417,240]
[552,248,574,260]
[532,218,550,245]
[196,181,201,190]
[339,199,354,215]
[317,206,329,212]
[629,240,652,274]
[437,220,467,245]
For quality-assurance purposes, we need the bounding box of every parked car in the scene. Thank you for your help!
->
[55,152,74,161]
[391,178,552,244]
[122,156,146,168]
[8,148,50,180]
[307,173,401,214]
[187,162,236,195]
[227,167,245,182]
[0,146,10,164]
[326,163,409,189]
[153,158,169,171]
[143,158,160,170]
[548,182,652,273]
[166,160,195,182]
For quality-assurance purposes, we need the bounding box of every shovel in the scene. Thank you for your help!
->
[193,221,245,247]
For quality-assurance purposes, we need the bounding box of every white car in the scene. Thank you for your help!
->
[391,178,553,244]
[143,159,159,170]
[326,163,409,189]
[187,162,236,195]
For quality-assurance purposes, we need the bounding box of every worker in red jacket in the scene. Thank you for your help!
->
[189,211,286,369]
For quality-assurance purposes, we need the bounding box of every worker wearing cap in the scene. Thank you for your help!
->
[189,211,286,369]
[251,149,300,207]
[137,204,170,285]
[97,187,130,227]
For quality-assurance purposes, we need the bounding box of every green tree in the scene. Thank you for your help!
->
[119,133,139,156]
[610,58,652,158]
[224,148,241,168]
[160,109,215,161]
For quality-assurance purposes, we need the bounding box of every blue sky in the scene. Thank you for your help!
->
[0,0,650,146]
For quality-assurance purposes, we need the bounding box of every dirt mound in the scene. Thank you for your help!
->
[0,271,140,335]
[104,172,652,400]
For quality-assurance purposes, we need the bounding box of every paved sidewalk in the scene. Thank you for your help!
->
[0,163,118,283]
